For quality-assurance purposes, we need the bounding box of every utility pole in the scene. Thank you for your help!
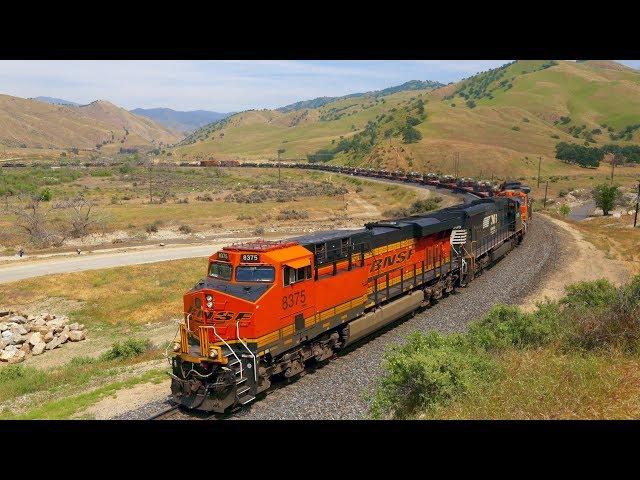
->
[148,163,153,204]
[543,180,549,209]
[611,153,616,182]
[634,180,640,228]
[537,155,542,188]
[277,148,284,184]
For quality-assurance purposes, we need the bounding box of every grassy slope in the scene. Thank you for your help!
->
[0,95,181,150]
[172,61,640,179]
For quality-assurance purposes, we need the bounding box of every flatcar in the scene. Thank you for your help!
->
[169,185,531,412]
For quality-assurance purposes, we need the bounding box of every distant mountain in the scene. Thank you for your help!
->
[0,95,181,150]
[277,80,445,112]
[130,108,232,134]
[31,96,80,107]
[175,61,640,178]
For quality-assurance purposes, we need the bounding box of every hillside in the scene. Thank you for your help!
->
[276,80,444,113]
[172,61,640,178]
[31,96,80,107]
[130,108,232,134]
[0,95,182,151]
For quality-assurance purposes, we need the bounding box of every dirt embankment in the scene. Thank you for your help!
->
[519,215,632,311]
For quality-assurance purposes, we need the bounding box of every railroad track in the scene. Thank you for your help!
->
[149,403,223,420]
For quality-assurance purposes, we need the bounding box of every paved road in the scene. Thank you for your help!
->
[0,243,224,284]
[0,175,465,285]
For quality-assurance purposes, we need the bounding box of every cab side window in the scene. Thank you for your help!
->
[283,265,311,286]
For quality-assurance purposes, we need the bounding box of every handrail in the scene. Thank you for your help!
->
[236,320,258,382]
[211,323,243,380]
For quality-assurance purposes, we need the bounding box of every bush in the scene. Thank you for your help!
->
[145,223,159,233]
[101,338,152,361]
[370,331,494,419]
[276,208,309,221]
[591,183,621,215]
[39,188,52,202]
[558,204,571,216]
[467,304,558,350]
[466,100,476,109]
[178,225,192,234]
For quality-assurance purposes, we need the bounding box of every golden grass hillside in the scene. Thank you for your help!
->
[0,95,181,150]
[172,60,640,179]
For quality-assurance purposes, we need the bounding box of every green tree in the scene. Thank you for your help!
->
[591,183,621,215]
[402,125,422,144]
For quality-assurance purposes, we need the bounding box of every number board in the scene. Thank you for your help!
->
[241,253,260,263]
[217,252,230,261]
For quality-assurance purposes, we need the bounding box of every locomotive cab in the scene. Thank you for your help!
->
[170,240,315,411]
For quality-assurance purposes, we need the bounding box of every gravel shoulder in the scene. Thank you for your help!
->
[116,214,562,420]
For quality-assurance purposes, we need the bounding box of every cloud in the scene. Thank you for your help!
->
[0,60,635,112]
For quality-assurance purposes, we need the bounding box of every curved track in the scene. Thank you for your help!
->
[113,169,561,421]
[134,213,560,420]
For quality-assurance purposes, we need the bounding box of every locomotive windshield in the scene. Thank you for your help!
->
[209,262,232,280]
[236,265,275,283]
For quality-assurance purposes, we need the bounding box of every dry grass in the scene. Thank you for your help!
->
[0,257,204,325]
[425,348,640,419]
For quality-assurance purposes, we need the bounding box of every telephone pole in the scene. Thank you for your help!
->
[543,180,549,209]
[634,181,640,228]
[148,163,153,204]
[537,155,542,188]
[610,153,616,182]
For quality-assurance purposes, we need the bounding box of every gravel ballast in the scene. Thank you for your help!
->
[232,216,561,420]
[121,215,562,420]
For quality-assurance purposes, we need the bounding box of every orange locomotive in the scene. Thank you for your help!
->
[170,193,530,412]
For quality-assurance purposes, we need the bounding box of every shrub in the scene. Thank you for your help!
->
[466,100,476,109]
[558,204,571,216]
[591,183,621,215]
[253,227,265,235]
[276,208,309,221]
[370,331,494,419]
[467,304,558,350]
[561,279,618,313]
[101,338,152,361]
[511,126,520,131]
[178,225,192,234]
[145,223,159,233]
[39,188,52,201]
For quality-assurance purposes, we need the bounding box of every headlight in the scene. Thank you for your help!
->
[205,294,213,308]
[172,342,181,352]
[209,348,218,358]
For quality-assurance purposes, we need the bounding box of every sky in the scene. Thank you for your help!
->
[1,60,639,113]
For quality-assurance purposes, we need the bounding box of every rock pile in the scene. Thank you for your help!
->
[0,310,87,364]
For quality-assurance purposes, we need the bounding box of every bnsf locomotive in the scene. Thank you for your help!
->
[169,179,532,412]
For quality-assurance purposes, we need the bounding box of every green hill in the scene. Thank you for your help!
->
[172,61,640,178]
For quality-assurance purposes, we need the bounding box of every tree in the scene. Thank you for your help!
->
[402,125,422,144]
[3,194,66,247]
[58,196,102,238]
[592,184,621,215]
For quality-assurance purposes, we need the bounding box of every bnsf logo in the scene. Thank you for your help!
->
[370,249,414,273]
[191,309,253,322]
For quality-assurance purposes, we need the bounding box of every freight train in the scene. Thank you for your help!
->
[169,166,532,412]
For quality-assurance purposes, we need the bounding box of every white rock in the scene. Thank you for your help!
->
[43,331,54,342]
[68,323,80,332]
[9,350,26,363]
[33,318,46,327]
[1,330,12,340]
[31,343,46,355]
[0,340,6,350]
[58,331,69,344]
[0,349,16,362]
[0,322,8,331]
[20,342,31,354]
[4,344,17,353]
[28,332,44,346]
[8,315,26,324]
[45,337,61,350]
[10,325,28,335]
[69,330,86,342]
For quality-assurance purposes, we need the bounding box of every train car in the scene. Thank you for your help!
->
[169,192,528,413]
